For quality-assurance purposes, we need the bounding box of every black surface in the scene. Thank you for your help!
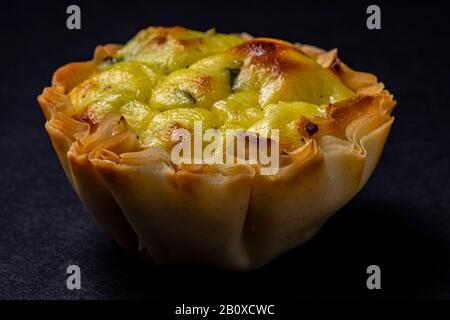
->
[1,0,450,300]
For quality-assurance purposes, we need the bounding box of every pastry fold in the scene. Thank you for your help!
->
[38,44,395,270]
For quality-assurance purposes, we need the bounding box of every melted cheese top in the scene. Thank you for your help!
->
[69,26,354,151]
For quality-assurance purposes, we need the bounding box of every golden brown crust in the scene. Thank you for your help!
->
[232,39,321,80]
[38,40,396,270]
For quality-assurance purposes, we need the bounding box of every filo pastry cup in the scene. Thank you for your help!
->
[38,43,395,271]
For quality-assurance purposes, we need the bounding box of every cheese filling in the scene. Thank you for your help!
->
[69,26,354,151]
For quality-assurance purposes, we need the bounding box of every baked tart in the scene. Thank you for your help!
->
[38,26,395,270]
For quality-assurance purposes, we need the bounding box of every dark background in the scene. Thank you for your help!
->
[0,0,449,300]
